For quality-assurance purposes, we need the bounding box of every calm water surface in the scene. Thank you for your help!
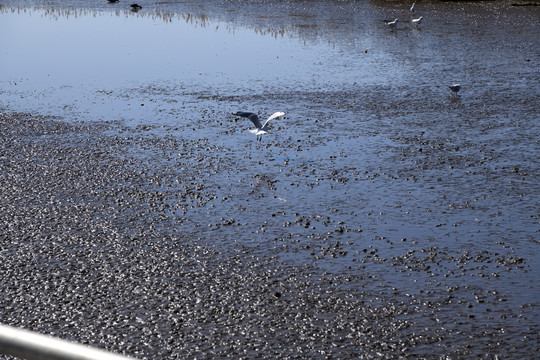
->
[1,4,399,122]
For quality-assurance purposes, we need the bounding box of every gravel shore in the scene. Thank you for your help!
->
[1,1,539,358]
[1,112,538,359]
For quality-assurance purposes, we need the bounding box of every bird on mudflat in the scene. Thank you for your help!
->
[232,111,285,141]
[449,84,461,97]
[386,19,398,29]
[410,3,416,12]
[130,3,142,11]
[412,16,423,26]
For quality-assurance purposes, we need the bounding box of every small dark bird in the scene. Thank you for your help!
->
[130,3,142,11]
[107,0,119,3]
[449,84,461,97]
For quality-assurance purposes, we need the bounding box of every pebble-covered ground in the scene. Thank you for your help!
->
[1,0,539,359]
[1,109,537,359]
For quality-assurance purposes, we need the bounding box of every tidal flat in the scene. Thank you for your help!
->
[0,1,539,358]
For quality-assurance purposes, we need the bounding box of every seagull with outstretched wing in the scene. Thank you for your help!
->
[233,111,285,141]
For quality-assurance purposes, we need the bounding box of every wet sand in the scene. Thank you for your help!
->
[1,0,539,359]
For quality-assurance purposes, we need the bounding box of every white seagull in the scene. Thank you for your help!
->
[233,111,285,141]
[410,3,415,12]
[386,19,398,29]
[412,16,423,26]
[449,84,461,97]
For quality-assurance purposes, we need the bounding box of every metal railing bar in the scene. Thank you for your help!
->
[0,324,138,360]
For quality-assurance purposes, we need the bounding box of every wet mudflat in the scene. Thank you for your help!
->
[1,1,539,359]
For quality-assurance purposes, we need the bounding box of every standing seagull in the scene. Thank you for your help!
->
[449,84,461,97]
[412,16,423,26]
[410,3,416,12]
[233,111,285,141]
[386,19,398,29]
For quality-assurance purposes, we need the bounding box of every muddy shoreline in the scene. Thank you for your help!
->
[1,0,539,358]
[1,111,538,359]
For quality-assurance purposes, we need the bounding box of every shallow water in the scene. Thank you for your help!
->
[1,1,539,358]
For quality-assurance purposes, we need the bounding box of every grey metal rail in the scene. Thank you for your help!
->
[0,324,137,360]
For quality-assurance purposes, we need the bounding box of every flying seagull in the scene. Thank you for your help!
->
[412,16,423,26]
[233,111,285,141]
[449,84,461,97]
[386,19,398,29]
